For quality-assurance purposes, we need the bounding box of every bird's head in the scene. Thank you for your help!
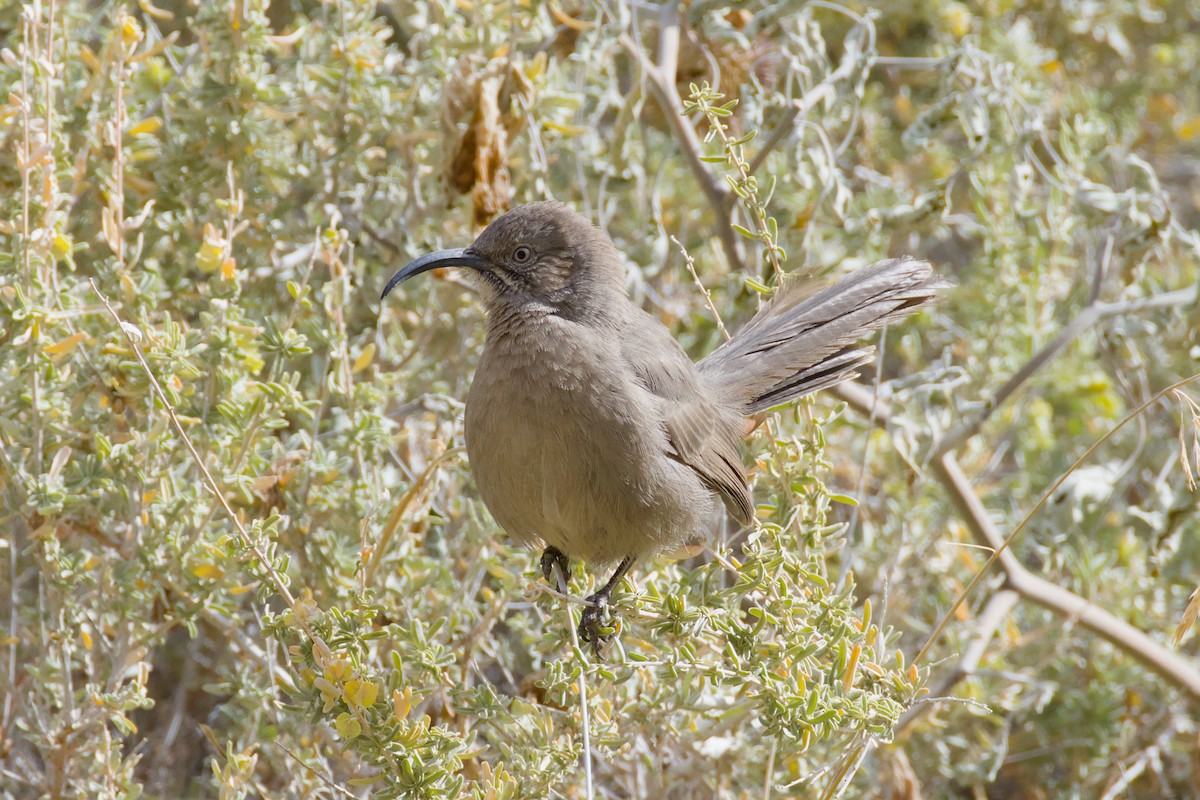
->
[381,202,626,320]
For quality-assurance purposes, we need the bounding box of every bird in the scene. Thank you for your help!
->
[381,201,944,647]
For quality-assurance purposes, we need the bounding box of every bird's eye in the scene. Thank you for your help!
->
[512,245,534,264]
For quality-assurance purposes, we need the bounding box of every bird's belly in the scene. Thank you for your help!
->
[464,346,714,565]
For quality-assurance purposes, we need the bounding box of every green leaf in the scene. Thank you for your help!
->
[744,276,771,294]
[730,129,758,146]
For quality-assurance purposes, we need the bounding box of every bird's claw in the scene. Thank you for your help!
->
[577,591,615,648]
[540,546,571,594]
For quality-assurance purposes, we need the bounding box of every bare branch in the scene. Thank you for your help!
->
[934,282,1198,458]
[747,30,863,177]
[672,235,730,341]
[655,0,680,85]
[617,33,745,271]
[897,588,1020,731]
[835,380,1200,704]
[934,303,1104,457]
[93,281,297,609]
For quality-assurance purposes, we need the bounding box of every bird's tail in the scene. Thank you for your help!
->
[699,258,946,415]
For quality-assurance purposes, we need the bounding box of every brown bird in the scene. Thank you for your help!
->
[382,202,943,646]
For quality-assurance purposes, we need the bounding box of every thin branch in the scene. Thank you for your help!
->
[559,560,594,800]
[364,445,463,587]
[687,85,786,277]
[1098,720,1178,800]
[761,738,777,800]
[92,281,297,608]
[655,0,680,84]
[1089,234,1114,305]
[1099,285,1197,316]
[944,374,1200,698]
[934,282,1197,458]
[92,290,403,771]
[747,29,863,177]
[934,304,1103,457]
[818,736,873,800]
[897,589,1019,731]
[617,33,745,271]
[672,235,731,340]
[274,744,359,799]
[358,219,405,258]
[838,327,887,590]
[835,380,1200,704]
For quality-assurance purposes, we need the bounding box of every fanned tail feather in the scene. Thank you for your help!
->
[699,258,946,415]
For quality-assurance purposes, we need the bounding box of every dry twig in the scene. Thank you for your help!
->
[835,379,1200,710]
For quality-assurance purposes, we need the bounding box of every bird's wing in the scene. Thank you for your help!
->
[619,308,754,525]
[661,400,754,525]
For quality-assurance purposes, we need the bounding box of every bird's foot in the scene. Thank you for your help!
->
[577,589,616,649]
[540,546,571,594]
[576,556,634,653]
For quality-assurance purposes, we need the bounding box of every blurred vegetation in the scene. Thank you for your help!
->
[1,0,1198,798]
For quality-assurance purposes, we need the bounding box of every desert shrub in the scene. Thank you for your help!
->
[1,1,1197,798]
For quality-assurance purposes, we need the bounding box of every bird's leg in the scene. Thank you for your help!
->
[578,556,634,647]
[540,546,571,594]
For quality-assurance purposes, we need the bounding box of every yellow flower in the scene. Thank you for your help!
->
[323,657,351,684]
[313,677,340,713]
[334,712,362,739]
[344,678,379,708]
[392,688,413,722]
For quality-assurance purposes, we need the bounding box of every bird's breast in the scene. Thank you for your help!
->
[463,315,714,564]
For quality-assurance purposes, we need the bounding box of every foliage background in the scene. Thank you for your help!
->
[1,0,1199,798]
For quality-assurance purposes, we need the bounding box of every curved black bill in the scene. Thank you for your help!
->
[380,248,491,300]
